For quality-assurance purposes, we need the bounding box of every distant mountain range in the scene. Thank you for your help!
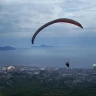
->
[31,44,54,48]
[0,46,16,50]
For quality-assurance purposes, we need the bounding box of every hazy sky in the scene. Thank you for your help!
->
[0,0,96,47]
[0,0,96,68]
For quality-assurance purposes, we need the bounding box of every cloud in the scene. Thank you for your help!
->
[0,0,96,39]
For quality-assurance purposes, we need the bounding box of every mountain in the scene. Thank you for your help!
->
[40,44,54,47]
[0,46,16,50]
[31,44,54,48]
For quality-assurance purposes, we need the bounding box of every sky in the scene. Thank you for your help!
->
[0,0,96,68]
[0,0,96,47]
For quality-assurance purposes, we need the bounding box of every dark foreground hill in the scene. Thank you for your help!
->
[0,68,96,96]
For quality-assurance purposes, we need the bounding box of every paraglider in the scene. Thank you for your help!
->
[93,64,96,69]
[93,64,96,75]
[65,59,70,67]
[66,62,70,67]
[32,18,83,44]
[6,66,15,72]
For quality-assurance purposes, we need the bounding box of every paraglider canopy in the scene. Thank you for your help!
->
[93,64,96,69]
[32,18,83,44]
[6,66,15,72]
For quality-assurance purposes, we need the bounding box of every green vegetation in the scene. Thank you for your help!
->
[0,72,96,96]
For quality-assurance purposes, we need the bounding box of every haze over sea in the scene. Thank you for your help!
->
[0,45,96,69]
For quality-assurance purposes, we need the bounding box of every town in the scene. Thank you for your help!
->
[0,66,96,96]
